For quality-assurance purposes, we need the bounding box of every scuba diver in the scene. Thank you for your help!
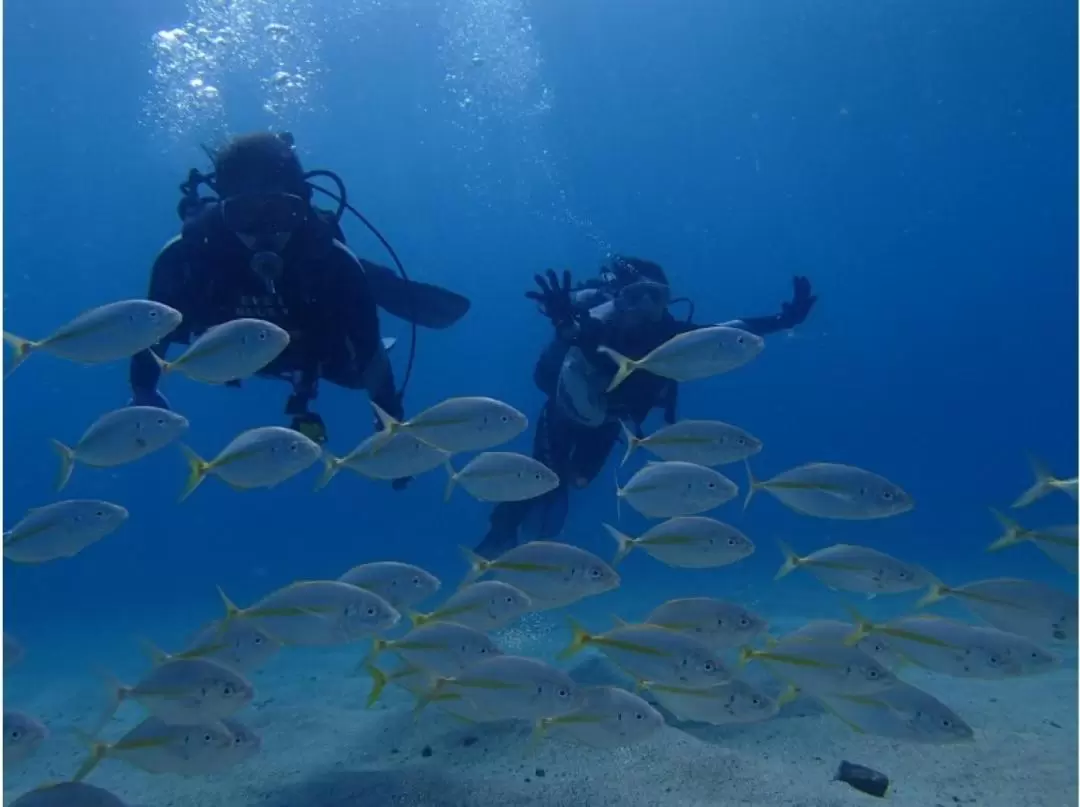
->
[473,256,817,558]
[128,131,470,487]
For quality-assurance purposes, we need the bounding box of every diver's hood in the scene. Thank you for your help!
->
[556,345,610,427]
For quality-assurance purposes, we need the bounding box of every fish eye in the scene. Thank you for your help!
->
[94,510,105,517]
[223,684,235,696]
[867,668,880,679]
[941,718,953,728]
[412,576,420,585]
[707,481,716,489]
[505,596,514,603]
[988,655,1001,666]
[558,688,570,698]
[704,661,716,672]
[258,330,268,340]
[289,442,300,452]
[739,617,750,627]
[253,636,264,645]
[366,607,377,616]
[727,537,737,545]
[149,310,159,318]
[635,712,645,720]
[882,490,894,500]
[736,335,745,344]
[589,567,603,579]
[500,415,510,423]
[203,733,213,742]
[751,696,762,706]
[737,437,746,445]
[9,729,21,740]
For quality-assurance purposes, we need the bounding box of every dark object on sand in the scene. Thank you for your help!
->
[834,760,890,798]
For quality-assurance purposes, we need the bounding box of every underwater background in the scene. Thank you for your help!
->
[2,0,1077,805]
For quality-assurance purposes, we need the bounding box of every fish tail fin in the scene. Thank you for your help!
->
[842,605,874,646]
[135,636,170,666]
[556,617,592,661]
[314,451,342,491]
[2,332,35,378]
[596,346,637,392]
[528,718,551,753]
[602,522,636,566]
[216,586,243,623]
[1013,455,1057,508]
[988,508,1025,551]
[408,610,430,629]
[71,729,109,782]
[443,459,458,503]
[370,401,402,437]
[776,684,800,707]
[413,677,450,717]
[619,421,641,467]
[365,662,389,708]
[915,583,951,609]
[50,439,77,491]
[90,669,129,736]
[743,459,762,510]
[458,545,491,587]
[774,540,802,580]
[368,637,389,664]
[178,444,210,502]
[150,350,170,373]
[736,646,756,668]
[613,466,624,522]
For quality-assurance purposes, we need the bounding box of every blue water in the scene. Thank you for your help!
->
[3,0,1077,805]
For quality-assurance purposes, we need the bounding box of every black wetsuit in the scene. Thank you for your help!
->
[129,203,402,421]
[474,306,802,559]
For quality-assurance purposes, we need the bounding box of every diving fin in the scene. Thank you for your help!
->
[362,260,471,330]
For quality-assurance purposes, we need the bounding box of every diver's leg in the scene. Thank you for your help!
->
[568,420,621,488]
[520,401,578,541]
[473,400,566,557]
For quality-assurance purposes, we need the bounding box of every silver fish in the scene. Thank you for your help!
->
[745,461,913,520]
[338,561,441,609]
[3,500,128,564]
[618,461,738,518]
[51,406,189,490]
[598,325,764,391]
[605,517,754,568]
[4,299,182,377]
[156,318,290,383]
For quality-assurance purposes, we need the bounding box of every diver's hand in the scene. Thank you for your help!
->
[779,275,817,327]
[129,388,171,410]
[391,476,412,491]
[291,412,328,445]
[525,269,575,328]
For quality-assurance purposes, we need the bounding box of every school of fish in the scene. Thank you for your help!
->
[2,299,1077,805]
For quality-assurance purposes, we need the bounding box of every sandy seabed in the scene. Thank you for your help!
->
[3,611,1077,807]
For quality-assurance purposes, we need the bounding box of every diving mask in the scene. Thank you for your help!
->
[614,279,671,324]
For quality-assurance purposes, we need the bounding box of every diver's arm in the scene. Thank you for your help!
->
[716,314,790,337]
[332,244,404,422]
[718,276,818,337]
[129,238,192,406]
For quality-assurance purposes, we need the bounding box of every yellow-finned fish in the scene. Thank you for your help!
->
[4,299,181,378]
[178,426,321,501]
[51,406,189,490]
[371,396,527,453]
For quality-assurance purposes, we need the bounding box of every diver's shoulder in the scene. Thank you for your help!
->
[325,238,364,268]
[153,234,197,270]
